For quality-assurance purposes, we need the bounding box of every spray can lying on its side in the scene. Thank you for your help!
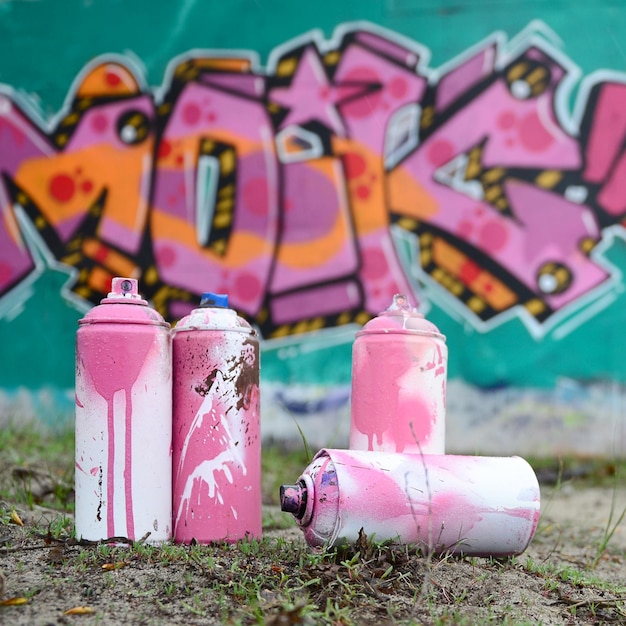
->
[75,277,172,543]
[350,294,447,455]
[280,449,540,556]
[172,293,261,544]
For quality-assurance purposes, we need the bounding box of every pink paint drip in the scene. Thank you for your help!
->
[106,400,115,535]
[351,329,446,454]
[80,327,158,538]
[350,295,447,455]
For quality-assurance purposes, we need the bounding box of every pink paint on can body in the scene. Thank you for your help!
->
[75,277,172,543]
[280,448,540,556]
[172,293,261,544]
[350,294,447,454]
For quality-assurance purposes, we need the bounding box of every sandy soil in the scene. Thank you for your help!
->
[1,482,625,625]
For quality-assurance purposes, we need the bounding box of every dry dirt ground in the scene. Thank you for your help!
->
[1,479,625,625]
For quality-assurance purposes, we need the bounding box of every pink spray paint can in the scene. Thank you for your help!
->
[280,448,540,556]
[75,277,172,543]
[172,293,261,544]
[350,294,447,454]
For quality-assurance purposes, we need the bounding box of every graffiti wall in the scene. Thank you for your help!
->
[2,6,626,456]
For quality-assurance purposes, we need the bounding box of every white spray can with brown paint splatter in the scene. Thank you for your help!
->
[172,293,261,544]
[75,277,172,543]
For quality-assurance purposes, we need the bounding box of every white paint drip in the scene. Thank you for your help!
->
[175,362,249,528]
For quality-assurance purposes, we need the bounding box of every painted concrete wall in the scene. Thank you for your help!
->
[2,0,626,456]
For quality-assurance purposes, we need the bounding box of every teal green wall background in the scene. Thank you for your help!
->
[2,0,626,454]
[2,1,625,113]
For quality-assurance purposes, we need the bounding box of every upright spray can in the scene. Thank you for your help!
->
[350,294,447,454]
[172,293,261,544]
[280,449,540,556]
[75,277,172,543]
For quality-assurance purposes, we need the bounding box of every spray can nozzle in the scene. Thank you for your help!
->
[106,277,144,301]
[386,293,420,315]
[199,292,229,308]
[279,482,307,520]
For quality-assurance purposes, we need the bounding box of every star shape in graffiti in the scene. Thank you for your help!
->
[269,46,348,136]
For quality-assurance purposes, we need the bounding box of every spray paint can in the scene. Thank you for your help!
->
[172,293,261,544]
[350,294,447,454]
[280,448,540,556]
[75,277,172,543]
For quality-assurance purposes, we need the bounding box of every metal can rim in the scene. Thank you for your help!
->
[356,328,446,340]
[172,324,257,335]
[78,317,170,328]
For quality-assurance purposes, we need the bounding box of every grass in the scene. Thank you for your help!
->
[0,422,75,512]
[528,453,626,572]
[261,441,310,507]
[525,453,626,488]
[1,425,626,624]
[591,474,626,568]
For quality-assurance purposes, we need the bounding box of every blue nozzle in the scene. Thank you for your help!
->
[199,292,229,308]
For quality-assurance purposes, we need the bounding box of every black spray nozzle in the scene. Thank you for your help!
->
[279,481,308,520]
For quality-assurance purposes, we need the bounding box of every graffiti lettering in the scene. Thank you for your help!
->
[1,23,624,337]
